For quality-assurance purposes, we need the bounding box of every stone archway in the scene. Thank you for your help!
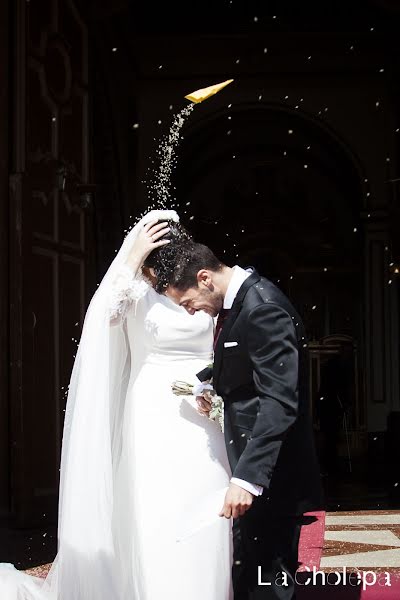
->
[174,102,387,480]
[176,103,364,337]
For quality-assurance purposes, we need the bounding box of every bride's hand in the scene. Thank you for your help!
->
[126,220,171,274]
[196,395,212,416]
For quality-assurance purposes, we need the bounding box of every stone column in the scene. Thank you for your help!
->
[0,0,9,517]
[363,210,397,431]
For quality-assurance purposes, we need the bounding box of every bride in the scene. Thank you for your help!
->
[0,210,233,600]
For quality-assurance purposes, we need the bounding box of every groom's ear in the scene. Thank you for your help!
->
[196,269,213,289]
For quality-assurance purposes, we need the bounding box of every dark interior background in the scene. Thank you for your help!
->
[1,0,400,568]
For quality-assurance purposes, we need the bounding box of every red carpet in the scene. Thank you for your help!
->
[296,510,400,599]
[296,573,400,599]
[298,511,326,571]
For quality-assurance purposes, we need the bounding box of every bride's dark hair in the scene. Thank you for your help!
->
[143,219,192,291]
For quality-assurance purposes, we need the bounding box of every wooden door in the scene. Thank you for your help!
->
[10,0,94,527]
[309,335,367,458]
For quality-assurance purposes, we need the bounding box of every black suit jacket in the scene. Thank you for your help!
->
[200,270,323,516]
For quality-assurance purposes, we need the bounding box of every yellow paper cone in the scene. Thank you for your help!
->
[184,79,234,104]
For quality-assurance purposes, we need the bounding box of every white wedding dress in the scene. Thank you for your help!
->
[109,267,233,599]
[0,261,233,600]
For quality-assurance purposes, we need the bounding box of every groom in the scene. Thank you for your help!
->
[159,241,323,600]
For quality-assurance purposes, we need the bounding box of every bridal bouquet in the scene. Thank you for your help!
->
[171,379,224,432]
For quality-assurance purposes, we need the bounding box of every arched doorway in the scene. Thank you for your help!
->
[175,103,374,506]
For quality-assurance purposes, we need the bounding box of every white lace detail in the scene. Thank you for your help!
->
[109,264,149,324]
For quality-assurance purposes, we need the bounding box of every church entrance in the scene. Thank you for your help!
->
[174,104,398,509]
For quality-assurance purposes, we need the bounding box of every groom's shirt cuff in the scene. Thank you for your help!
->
[231,477,263,496]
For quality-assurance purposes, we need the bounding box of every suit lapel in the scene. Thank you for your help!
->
[213,269,261,384]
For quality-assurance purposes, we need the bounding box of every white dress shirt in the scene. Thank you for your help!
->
[222,266,264,498]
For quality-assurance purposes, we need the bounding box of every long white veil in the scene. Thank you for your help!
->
[0,209,179,600]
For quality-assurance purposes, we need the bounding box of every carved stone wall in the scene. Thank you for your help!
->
[9,0,93,526]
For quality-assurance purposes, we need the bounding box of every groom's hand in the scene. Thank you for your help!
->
[219,483,253,519]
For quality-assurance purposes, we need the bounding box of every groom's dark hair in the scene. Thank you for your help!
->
[150,241,224,293]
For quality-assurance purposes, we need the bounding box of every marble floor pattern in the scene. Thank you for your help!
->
[321,510,400,571]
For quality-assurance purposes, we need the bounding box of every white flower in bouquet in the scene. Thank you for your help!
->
[203,390,224,433]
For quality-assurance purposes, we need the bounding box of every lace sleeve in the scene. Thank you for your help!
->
[109,264,149,325]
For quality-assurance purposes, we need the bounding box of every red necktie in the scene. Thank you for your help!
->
[214,308,230,350]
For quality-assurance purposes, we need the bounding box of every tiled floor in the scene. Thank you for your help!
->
[321,510,400,571]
